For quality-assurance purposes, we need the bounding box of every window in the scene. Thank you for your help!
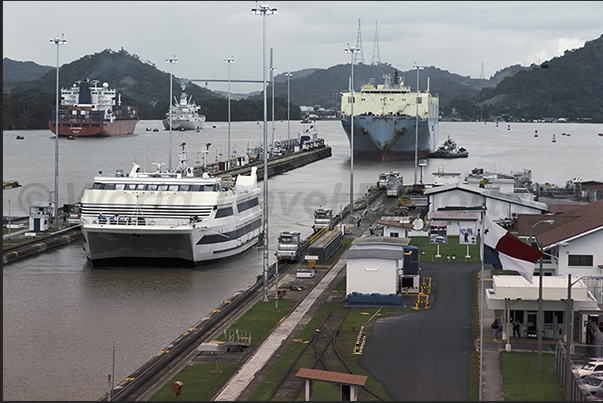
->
[168,185,179,191]
[136,184,147,190]
[390,232,399,238]
[237,198,259,212]
[158,184,169,191]
[147,184,158,191]
[92,182,103,189]
[568,255,594,267]
[126,184,137,190]
[115,184,125,190]
[215,207,234,218]
[179,185,190,191]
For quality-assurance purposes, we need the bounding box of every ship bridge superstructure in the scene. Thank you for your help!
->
[340,74,438,119]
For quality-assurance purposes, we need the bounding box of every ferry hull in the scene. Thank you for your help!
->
[49,118,139,137]
[81,224,261,267]
[341,115,438,161]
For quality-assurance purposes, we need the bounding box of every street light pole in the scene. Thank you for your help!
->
[252,3,277,302]
[226,56,234,168]
[166,56,178,171]
[270,51,276,157]
[286,72,292,144]
[529,219,554,370]
[345,44,359,223]
[50,34,66,230]
[413,63,424,186]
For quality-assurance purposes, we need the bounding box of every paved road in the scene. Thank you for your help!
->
[359,261,477,401]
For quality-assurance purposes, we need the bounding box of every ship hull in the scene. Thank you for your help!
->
[341,115,438,161]
[162,119,203,131]
[49,118,139,137]
[81,223,261,267]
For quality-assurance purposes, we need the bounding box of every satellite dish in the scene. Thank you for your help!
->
[412,218,424,231]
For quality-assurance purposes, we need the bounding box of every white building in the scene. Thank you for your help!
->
[342,237,411,295]
[486,275,600,343]
[424,183,549,222]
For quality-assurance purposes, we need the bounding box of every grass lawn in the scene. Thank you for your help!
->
[500,352,565,401]
[409,235,481,263]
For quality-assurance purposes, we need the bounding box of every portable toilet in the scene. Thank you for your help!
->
[29,201,53,232]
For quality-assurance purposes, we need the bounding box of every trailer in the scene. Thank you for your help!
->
[277,231,303,261]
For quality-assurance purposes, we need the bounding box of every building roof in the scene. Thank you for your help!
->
[519,200,603,248]
[376,218,414,228]
[295,368,367,386]
[424,183,549,212]
[491,275,595,302]
[350,236,410,246]
[430,212,480,221]
[342,248,405,260]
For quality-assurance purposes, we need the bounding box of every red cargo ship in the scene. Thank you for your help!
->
[49,78,138,137]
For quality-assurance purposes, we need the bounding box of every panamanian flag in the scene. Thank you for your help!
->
[482,215,546,283]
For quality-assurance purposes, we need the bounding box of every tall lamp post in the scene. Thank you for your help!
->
[270,55,276,157]
[226,56,234,168]
[413,63,424,185]
[345,44,360,223]
[530,219,554,371]
[286,72,292,144]
[252,3,277,302]
[50,34,66,230]
[166,56,178,171]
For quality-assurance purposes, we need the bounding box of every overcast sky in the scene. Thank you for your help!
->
[3,1,603,93]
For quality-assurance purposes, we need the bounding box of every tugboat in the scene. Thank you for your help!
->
[427,136,468,158]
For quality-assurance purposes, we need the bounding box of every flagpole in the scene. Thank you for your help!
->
[479,207,486,401]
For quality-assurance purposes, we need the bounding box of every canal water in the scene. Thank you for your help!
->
[3,120,602,400]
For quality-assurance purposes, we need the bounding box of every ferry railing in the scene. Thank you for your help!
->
[83,217,198,228]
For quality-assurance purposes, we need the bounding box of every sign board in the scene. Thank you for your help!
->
[459,221,478,245]
[429,221,448,244]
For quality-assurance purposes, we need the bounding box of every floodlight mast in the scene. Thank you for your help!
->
[252,4,277,302]
[50,34,66,230]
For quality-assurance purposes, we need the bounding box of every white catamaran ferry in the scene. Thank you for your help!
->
[79,143,262,266]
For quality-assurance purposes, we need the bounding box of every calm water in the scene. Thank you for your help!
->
[3,120,602,400]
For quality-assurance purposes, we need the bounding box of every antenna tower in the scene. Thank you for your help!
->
[371,21,381,65]
[354,18,365,64]
[480,62,485,79]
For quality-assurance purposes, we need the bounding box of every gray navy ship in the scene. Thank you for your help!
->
[340,73,439,160]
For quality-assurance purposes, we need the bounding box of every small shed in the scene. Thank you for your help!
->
[29,201,53,232]
[295,368,367,401]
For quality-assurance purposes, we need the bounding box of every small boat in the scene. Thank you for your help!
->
[534,130,538,137]
[16,135,24,140]
[552,134,557,143]
[427,136,468,158]
[67,135,75,140]
[153,128,159,132]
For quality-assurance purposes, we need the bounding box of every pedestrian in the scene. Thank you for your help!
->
[512,318,521,337]
[491,318,501,340]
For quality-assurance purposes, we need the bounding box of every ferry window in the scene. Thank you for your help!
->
[215,207,234,218]
[568,255,594,266]
[126,184,137,190]
[92,183,103,189]
[103,183,116,190]
[204,184,216,192]
[168,185,179,191]
[158,185,169,191]
[190,185,202,191]
[136,184,147,190]
[179,185,190,191]
[147,184,158,191]
[115,184,125,190]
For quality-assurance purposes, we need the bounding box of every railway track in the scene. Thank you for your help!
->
[267,310,384,401]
